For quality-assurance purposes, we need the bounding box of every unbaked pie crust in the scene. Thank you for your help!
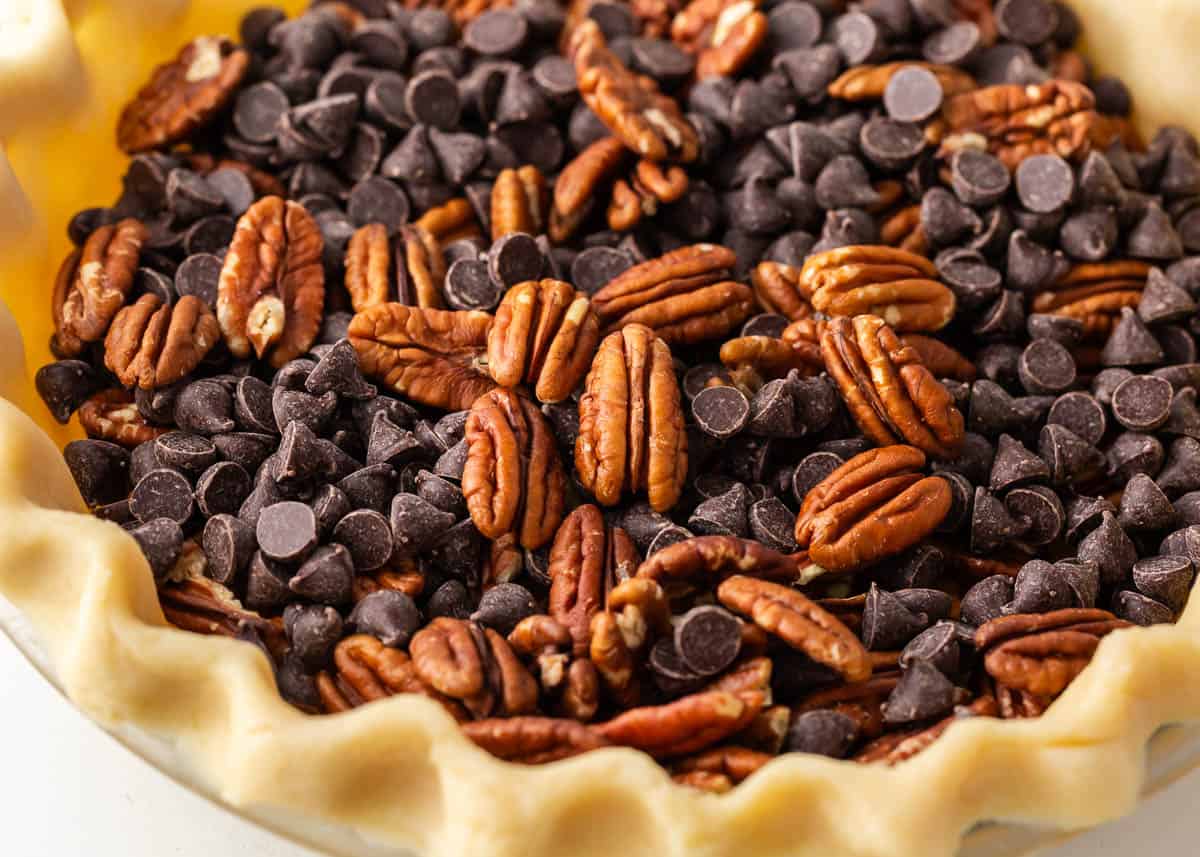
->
[1,1,1200,856]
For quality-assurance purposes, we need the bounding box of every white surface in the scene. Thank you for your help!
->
[0,632,1195,857]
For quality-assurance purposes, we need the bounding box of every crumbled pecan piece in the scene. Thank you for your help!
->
[822,314,965,458]
[591,244,753,345]
[799,245,956,333]
[463,389,567,549]
[416,197,483,245]
[349,304,496,410]
[576,324,687,511]
[345,223,446,312]
[794,445,952,575]
[491,166,549,241]
[828,62,977,101]
[606,577,671,652]
[79,389,168,446]
[52,219,148,357]
[794,673,901,714]
[671,0,768,79]
[549,504,641,655]
[934,79,1117,169]
[568,21,700,162]
[159,577,285,658]
[593,689,762,757]
[735,704,791,753]
[717,576,872,682]
[671,745,773,785]
[461,716,611,763]
[404,0,515,28]
[749,261,814,322]
[316,633,469,720]
[880,205,930,257]
[952,0,997,45]
[636,535,799,586]
[217,196,325,368]
[561,658,602,722]
[1031,260,1150,339]
[104,294,220,389]
[117,36,250,153]
[487,279,601,403]
[719,334,824,381]
[484,532,524,587]
[703,655,773,700]
[410,617,539,719]
[854,696,998,764]
[589,610,642,708]
[899,334,977,382]
[352,561,426,601]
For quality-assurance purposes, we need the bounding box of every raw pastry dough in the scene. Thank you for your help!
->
[0,3,1199,857]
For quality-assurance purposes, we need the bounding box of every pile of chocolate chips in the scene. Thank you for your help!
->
[32,0,1200,785]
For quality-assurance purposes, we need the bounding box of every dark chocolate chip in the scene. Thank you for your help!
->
[949,149,1010,206]
[1077,510,1137,587]
[859,117,926,170]
[785,710,857,758]
[488,231,543,289]
[464,8,529,56]
[130,468,194,525]
[390,492,457,555]
[175,380,236,435]
[689,484,751,537]
[202,513,256,586]
[1139,267,1197,324]
[129,518,184,580]
[332,508,394,572]
[256,500,319,563]
[337,463,395,513]
[195,461,251,518]
[815,155,880,209]
[960,575,1014,626]
[674,605,742,676]
[883,65,943,123]
[1158,437,1200,496]
[692,386,750,439]
[284,604,343,669]
[1111,374,1173,431]
[1004,484,1063,546]
[305,339,376,399]
[347,176,410,230]
[36,361,98,423]
[444,258,502,311]
[214,432,276,474]
[1132,555,1194,613]
[570,246,633,295]
[470,582,537,635]
[1112,590,1175,626]
[233,82,289,144]
[273,388,338,435]
[883,659,958,724]
[1017,338,1076,394]
[1128,202,1183,260]
[1059,207,1118,262]
[749,497,799,553]
[989,434,1049,492]
[862,584,929,650]
[1008,559,1073,614]
[1117,472,1176,532]
[833,10,883,65]
[970,487,1030,553]
[289,543,354,605]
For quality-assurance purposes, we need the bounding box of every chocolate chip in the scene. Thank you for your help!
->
[1015,154,1075,213]
[1132,555,1195,613]
[960,575,1014,626]
[470,582,538,635]
[1005,485,1064,546]
[833,10,882,64]
[673,605,742,677]
[175,380,236,435]
[166,169,225,226]
[815,155,879,209]
[173,253,222,308]
[347,176,410,231]
[129,518,184,580]
[202,513,256,585]
[1016,338,1076,395]
[390,492,456,555]
[691,386,750,439]
[1006,559,1071,614]
[971,487,1029,553]
[1077,511,1137,587]
[343,590,421,648]
[1101,307,1165,367]
[1113,590,1175,626]
[464,8,528,56]
[441,257,499,311]
[130,468,194,525]
[214,433,276,474]
[487,231,543,289]
[570,246,633,295]
[284,604,343,670]
[305,339,376,400]
[426,519,483,582]
[244,551,293,612]
[416,470,466,517]
[1137,268,1197,325]
[883,659,958,724]
[947,149,1009,206]
[749,497,799,553]
[337,464,395,513]
[859,117,926,170]
[862,584,929,650]
[1117,472,1176,531]
[1110,374,1173,432]
[36,361,99,423]
[785,709,857,758]
[272,388,337,436]
[256,501,318,563]
[689,484,751,537]
[289,543,354,605]
[1157,437,1200,496]
[195,461,252,518]
[1047,391,1106,446]
[989,434,1049,491]
[791,452,843,505]
[773,45,843,101]
[1128,202,1184,260]
[152,431,216,475]
[883,65,943,123]
[900,622,962,675]
[332,508,394,572]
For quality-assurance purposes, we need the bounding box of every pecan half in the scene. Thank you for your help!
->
[828,62,977,101]
[704,655,773,700]
[636,536,799,586]
[934,80,1118,169]
[79,389,168,446]
[995,683,1052,719]
[117,36,250,153]
[316,633,469,721]
[670,0,768,79]
[822,314,965,459]
[52,219,148,357]
[416,197,483,245]
[349,304,495,410]
[590,610,642,708]
[1031,260,1150,339]
[461,717,611,763]
[345,223,447,312]
[794,673,901,713]
[104,295,220,389]
[719,333,824,381]
[799,245,956,333]
[576,323,687,511]
[488,279,601,403]
[463,389,567,549]
[410,617,539,719]
[899,334,977,382]
[549,504,641,655]
[217,196,325,368]
[568,20,700,162]
[591,244,753,346]
[749,261,814,322]
[491,166,549,241]
[794,445,952,574]
[671,745,773,786]
[594,689,762,757]
[159,577,285,658]
[717,576,872,683]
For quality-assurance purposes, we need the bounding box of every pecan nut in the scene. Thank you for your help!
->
[345,223,447,312]
[606,577,671,651]
[719,333,824,381]
[52,219,148,357]
[822,314,965,459]
[828,61,977,101]
[934,79,1118,169]
[463,389,567,549]
[461,717,611,763]
[1031,260,1150,339]
[410,617,539,719]
[880,205,930,257]
[899,334,977,382]
[548,504,641,655]
[799,245,956,333]
[490,166,549,241]
[717,575,872,683]
[589,610,642,708]
[591,244,754,345]
[483,532,524,587]
[561,658,602,721]
[635,535,799,586]
[794,445,952,574]
[415,197,482,245]
[79,389,168,446]
[316,633,468,721]
[576,324,687,511]
[217,196,325,368]
[607,160,690,232]
[593,689,762,757]
[352,562,426,601]
[670,0,768,79]
[569,20,700,162]
[854,696,998,765]
[749,261,814,322]
[671,745,773,786]
[487,279,602,403]
[348,304,496,410]
[159,577,285,658]
[117,36,250,153]
[104,294,220,389]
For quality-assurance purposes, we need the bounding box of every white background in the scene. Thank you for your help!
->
[0,634,1194,857]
